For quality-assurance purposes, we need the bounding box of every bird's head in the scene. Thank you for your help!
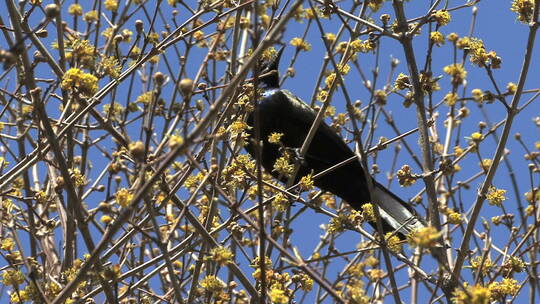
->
[257,46,284,88]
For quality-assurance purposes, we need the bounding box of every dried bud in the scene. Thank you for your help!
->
[153,72,165,86]
[179,78,193,96]
[135,20,144,33]
[197,82,207,90]
[113,35,124,43]
[98,201,111,212]
[129,141,145,159]
[380,14,391,24]
[45,4,60,19]
[55,176,65,191]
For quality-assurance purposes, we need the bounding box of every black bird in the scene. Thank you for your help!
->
[245,47,426,238]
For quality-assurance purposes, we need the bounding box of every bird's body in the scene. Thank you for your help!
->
[245,48,425,238]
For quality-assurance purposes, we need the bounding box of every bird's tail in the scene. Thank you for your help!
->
[370,180,426,238]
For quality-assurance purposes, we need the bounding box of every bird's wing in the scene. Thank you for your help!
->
[371,180,426,236]
[278,90,356,167]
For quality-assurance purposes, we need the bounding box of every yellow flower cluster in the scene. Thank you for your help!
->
[299,174,314,191]
[207,246,234,266]
[444,92,459,106]
[104,0,118,12]
[407,226,441,248]
[430,31,445,46]
[290,37,311,51]
[394,73,410,90]
[419,72,441,94]
[384,232,402,253]
[268,132,283,144]
[200,275,226,292]
[69,167,86,187]
[486,186,507,206]
[222,154,255,189]
[452,284,491,304]
[396,164,417,187]
[273,153,294,177]
[432,10,451,26]
[469,255,493,276]
[61,68,99,96]
[68,4,83,16]
[100,56,121,78]
[443,63,467,85]
[511,0,534,23]
[115,188,133,207]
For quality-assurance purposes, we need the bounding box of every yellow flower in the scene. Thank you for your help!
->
[200,275,225,292]
[407,226,441,248]
[525,205,535,216]
[68,4,83,16]
[1,238,14,251]
[268,132,283,144]
[261,47,277,61]
[100,215,113,224]
[368,0,383,12]
[447,32,459,42]
[468,38,489,67]
[324,33,336,44]
[208,246,234,266]
[480,158,492,171]
[507,82,517,94]
[84,10,99,22]
[338,63,351,75]
[136,91,154,105]
[325,72,337,87]
[447,210,463,224]
[2,269,25,286]
[511,0,534,23]
[61,68,99,96]
[69,167,86,187]
[385,232,402,253]
[228,120,250,136]
[100,56,121,78]
[470,132,483,143]
[486,186,506,206]
[299,174,314,191]
[444,92,459,106]
[115,188,133,207]
[471,88,483,102]
[104,0,118,12]
[304,7,320,19]
[102,102,124,121]
[419,72,440,93]
[361,203,375,222]
[270,286,289,304]
[430,31,445,46]
[394,73,410,90]
[456,36,470,49]
[291,273,313,291]
[290,37,311,51]
[443,63,467,85]
[469,255,493,275]
[452,284,491,304]
[432,10,451,26]
[489,278,519,300]
[169,134,184,149]
[397,164,417,187]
